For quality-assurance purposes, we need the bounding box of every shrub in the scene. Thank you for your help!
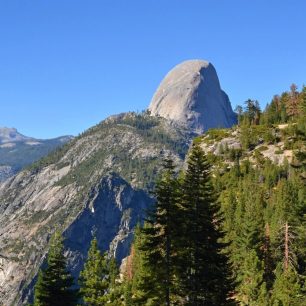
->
[258,146,269,152]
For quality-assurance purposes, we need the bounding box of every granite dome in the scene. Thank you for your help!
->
[148,60,237,134]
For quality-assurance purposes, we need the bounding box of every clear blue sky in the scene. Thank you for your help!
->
[1,1,305,139]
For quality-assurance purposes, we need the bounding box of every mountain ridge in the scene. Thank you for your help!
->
[0,127,73,182]
[0,112,191,305]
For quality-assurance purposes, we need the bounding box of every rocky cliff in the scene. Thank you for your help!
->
[148,60,237,134]
[0,113,190,305]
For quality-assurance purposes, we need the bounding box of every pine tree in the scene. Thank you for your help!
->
[234,105,243,125]
[263,224,274,290]
[228,180,268,304]
[33,231,77,306]
[298,85,306,116]
[236,250,268,306]
[220,189,238,247]
[107,257,123,305]
[271,264,302,306]
[265,95,281,124]
[135,159,181,305]
[280,92,289,122]
[127,225,161,306]
[108,257,119,290]
[286,84,300,118]
[270,221,303,306]
[240,123,255,150]
[244,99,261,125]
[177,144,233,305]
[122,281,133,306]
[79,237,114,305]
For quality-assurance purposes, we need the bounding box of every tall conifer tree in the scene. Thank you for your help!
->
[79,237,119,305]
[127,225,160,305]
[178,144,233,305]
[141,158,181,305]
[33,231,77,306]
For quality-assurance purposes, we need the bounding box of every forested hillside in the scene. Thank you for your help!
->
[29,85,306,305]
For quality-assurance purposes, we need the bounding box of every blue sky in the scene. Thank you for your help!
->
[0,1,305,138]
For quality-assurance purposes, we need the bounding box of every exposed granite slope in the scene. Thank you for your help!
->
[0,113,190,305]
[148,60,237,134]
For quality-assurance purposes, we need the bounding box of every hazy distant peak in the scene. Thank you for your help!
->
[0,127,33,144]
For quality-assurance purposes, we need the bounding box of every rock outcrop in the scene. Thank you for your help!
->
[148,60,237,134]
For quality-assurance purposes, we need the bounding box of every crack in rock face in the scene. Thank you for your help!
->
[148,59,237,134]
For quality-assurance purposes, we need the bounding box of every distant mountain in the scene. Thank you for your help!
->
[0,127,73,181]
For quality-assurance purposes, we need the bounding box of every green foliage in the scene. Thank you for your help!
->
[215,146,305,305]
[79,238,109,305]
[177,145,233,305]
[263,128,277,143]
[274,149,283,154]
[140,159,180,305]
[126,225,162,306]
[206,128,230,141]
[240,124,276,150]
[271,265,303,306]
[258,145,269,152]
[27,139,75,172]
[236,250,267,306]
[29,85,306,305]
[79,238,120,305]
[33,231,78,306]
[118,111,160,130]
[244,99,261,125]
[122,147,234,305]
[54,113,189,190]
[192,135,203,144]
[262,94,287,125]
[260,85,306,126]
[121,159,182,305]
[114,85,306,305]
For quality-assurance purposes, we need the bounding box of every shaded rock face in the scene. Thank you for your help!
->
[148,60,237,134]
[22,173,153,303]
[64,174,152,277]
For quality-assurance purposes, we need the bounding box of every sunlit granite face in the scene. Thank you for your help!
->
[149,59,237,134]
